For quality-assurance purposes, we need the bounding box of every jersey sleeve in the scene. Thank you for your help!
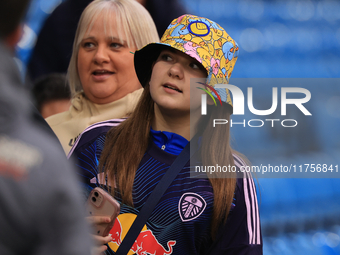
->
[208,154,263,255]
[68,119,125,200]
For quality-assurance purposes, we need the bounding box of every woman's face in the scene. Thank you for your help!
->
[77,14,140,104]
[149,49,207,115]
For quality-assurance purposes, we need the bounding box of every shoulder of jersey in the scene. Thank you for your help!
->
[67,118,126,158]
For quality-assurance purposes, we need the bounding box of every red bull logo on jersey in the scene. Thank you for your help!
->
[110,217,122,246]
[131,230,176,255]
[108,214,176,255]
[178,193,207,222]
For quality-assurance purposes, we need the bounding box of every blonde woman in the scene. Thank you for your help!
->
[46,0,159,154]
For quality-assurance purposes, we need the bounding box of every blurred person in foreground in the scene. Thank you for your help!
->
[32,73,71,119]
[0,1,93,254]
[45,0,159,155]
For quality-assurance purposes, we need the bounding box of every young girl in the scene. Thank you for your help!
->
[70,14,262,255]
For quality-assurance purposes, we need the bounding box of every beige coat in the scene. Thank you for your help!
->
[46,88,143,155]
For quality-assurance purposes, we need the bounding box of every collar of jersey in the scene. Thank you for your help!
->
[150,127,189,156]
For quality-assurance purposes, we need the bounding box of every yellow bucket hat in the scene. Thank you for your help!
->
[134,14,239,108]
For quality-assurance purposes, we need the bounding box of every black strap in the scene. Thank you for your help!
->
[115,139,196,255]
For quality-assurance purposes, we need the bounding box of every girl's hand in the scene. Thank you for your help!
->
[87,216,113,255]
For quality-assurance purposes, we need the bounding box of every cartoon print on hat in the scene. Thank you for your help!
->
[134,14,239,108]
[160,15,238,107]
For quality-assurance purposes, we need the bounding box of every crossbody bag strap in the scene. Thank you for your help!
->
[115,138,196,255]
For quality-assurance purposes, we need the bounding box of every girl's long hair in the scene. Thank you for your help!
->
[99,83,237,238]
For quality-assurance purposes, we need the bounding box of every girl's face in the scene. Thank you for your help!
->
[149,49,207,115]
[77,14,140,104]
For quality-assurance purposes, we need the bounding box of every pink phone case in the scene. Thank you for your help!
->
[86,187,120,237]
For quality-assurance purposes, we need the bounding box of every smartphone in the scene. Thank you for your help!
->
[86,187,120,237]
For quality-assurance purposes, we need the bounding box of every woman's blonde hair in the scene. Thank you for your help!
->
[68,0,159,97]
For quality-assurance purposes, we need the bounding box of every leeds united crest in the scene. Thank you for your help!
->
[178,193,206,222]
